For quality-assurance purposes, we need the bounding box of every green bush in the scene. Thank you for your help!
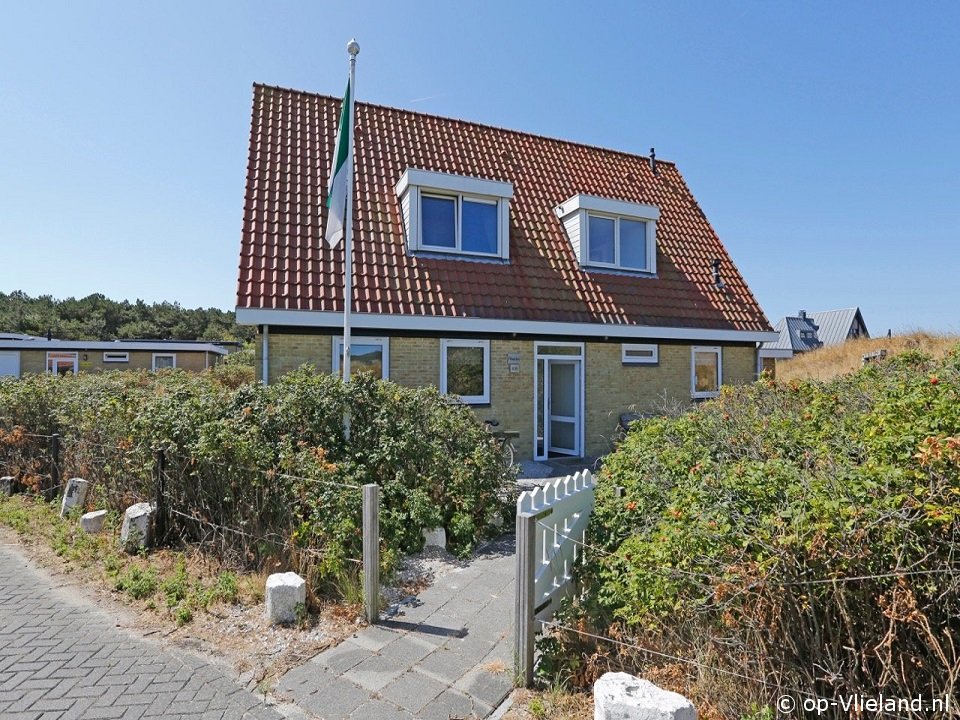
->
[547,347,960,717]
[0,366,512,599]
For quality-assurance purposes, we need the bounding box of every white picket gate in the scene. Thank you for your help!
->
[514,469,596,685]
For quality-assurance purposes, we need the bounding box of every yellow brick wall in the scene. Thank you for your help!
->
[723,345,758,386]
[18,350,215,375]
[19,351,45,375]
[388,337,440,388]
[262,332,757,461]
[257,332,332,383]
[584,343,757,456]
[389,337,536,459]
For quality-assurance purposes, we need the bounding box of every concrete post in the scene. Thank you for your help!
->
[60,478,89,517]
[362,483,380,624]
[515,510,537,687]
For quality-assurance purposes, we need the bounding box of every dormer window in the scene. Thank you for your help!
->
[396,169,512,260]
[556,194,659,274]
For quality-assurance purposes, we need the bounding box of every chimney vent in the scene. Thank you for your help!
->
[649,147,658,175]
[711,258,724,289]
[798,310,807,319]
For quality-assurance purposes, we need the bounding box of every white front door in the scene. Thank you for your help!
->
[0,351,20,378]
[546,359,581,456]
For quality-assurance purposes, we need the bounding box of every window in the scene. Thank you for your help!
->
[333,337,389,379]
[46,352,78,376]
[622,343,658,365]
[441,339,490,404]
[556,194,659,273]
[421,194,499,255]
[152,353,176,370]
[691,346,722,398]
[586,213,652,270]
[103,352,129,363]
[396,169,513,260]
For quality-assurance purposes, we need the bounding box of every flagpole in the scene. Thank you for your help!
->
[342,38,359,384]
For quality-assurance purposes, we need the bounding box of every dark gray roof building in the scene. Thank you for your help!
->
[760,307,869,364]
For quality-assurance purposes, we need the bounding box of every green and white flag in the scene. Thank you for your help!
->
[324,79,352,247]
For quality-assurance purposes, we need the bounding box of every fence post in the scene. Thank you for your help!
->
[515,510,536,687]
[48,433,62,499]
[362,483,380,624]
[153,448,166,545]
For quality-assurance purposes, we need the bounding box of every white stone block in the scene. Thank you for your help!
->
[120,502,153,552]
[422,527,446,550]
[60,478,89,517]
[80,510,108,534]
[265,572,306,625]
[594,673,696,720]
[0,476,12,496]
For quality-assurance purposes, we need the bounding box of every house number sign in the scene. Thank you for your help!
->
[507,352,520,373]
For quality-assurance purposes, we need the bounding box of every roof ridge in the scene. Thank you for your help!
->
[252,82,678,169]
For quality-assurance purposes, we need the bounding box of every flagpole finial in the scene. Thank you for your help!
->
[347,39,360,57]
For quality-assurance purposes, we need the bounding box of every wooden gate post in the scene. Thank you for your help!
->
[515,509,537,687]
[362,483,380,624]
[48,433,62,500]
[153,448,167,545]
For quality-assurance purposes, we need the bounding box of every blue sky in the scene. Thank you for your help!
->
[1,1,957,334]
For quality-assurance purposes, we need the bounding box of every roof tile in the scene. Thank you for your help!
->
[237,84,770,333]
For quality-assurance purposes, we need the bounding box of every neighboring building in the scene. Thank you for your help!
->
[759,307,869,373]
[0,337,231,378]
[808,308,869,346]
[235,84,776,460]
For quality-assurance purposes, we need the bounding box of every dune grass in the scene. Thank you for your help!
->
[776,330,959,381]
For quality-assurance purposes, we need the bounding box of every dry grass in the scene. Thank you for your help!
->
[504,688,594,720]
[776,331,959,382]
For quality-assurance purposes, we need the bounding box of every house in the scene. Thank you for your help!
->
[807,308,869,346]
[759,307,869,373]
[0,336,231,378]
[235,84,776,460]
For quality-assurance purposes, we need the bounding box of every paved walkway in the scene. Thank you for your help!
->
[274,537,516,720]
[0,543,281,720]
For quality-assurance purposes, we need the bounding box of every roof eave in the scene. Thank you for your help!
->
[236,307,777,343]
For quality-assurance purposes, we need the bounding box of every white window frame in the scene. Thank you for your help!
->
[585,212,655,272]
[622,343,659,365]
[691,346,722,399]
[396,168,513,261]
[420,192,501,257]
[555,194,659,274]
[103,352,129,363]
[152,353,177,371]
[332,336,390,379]
[440,339,490,405]
[46,351,78,375]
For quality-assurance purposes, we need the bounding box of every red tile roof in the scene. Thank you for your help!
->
[237,84,771,334]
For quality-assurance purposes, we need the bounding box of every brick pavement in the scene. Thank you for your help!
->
[275,537,516,720]
[0,543,282,720]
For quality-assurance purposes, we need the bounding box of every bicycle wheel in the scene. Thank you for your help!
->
[502,441,515,469]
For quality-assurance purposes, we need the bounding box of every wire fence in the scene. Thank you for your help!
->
[1,429,366,572]
[520,476,960,720]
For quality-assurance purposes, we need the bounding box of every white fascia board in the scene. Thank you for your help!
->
[0,340,229,355]
[555,194,660,221]
[758,348,794,359]
[396,168,513,199]
[236,308,779,343]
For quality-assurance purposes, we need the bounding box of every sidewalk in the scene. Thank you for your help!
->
[0,542,280,720]
[274,537,516,720]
